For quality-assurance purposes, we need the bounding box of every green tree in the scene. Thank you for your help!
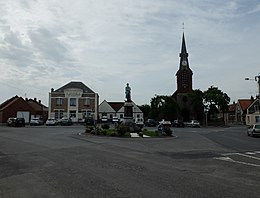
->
[204,86,230,122]
[150,95,179,120]
[138,104,151,120]
[188,89,204,122]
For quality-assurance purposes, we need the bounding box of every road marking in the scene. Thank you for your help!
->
[215,156,260,167]
[223,153,260,161]
[215,151,260,168]
[245,152,256,155]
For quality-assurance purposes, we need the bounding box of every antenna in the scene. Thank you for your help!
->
[182,22,185,32]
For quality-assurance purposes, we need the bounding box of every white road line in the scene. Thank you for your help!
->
[215,156,260,168]
[245,152,256,155]
[235,153,260,161]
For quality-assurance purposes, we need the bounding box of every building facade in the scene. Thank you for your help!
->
[48,82,99,122]
[99,100,143,122]
[245,99,260,125]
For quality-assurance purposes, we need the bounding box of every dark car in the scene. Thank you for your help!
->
[145,119,157,127]
[7,117,16,126]
[60,117,73,126]
[16,118,25,127]
[85,117,95,126]
[172,120,184,127]
[7,117,25,127]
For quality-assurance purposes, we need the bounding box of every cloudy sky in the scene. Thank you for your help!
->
[0,0,260,106]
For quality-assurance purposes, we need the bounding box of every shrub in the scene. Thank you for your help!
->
[85,126,94,133]
[164,127,172,136]
[101,129,107,136]
[110,131,117,136]
[117,124,130,136]
[101,124,110,130]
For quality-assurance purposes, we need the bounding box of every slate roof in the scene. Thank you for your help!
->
[108,102,124,112]
[55,81,95,93]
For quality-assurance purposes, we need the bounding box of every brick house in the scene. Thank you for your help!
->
[26,98,48,122]
[48,81,99,122]
[0,96,49,125]
[0,96,34,124]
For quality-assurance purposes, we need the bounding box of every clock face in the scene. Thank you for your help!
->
[182,60,187,66]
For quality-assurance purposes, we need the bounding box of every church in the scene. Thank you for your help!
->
[172,33,202,122]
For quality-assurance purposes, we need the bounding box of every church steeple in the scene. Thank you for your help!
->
[176,33,193,93]
[179,33,189,68]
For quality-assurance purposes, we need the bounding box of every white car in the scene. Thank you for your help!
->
[135,118,144,128]
[187,120,200,127]
[46,118,58,126]
[112,117,119,123]
[101,116,108,122]
[30,118,44,126]
[247,124,260,137]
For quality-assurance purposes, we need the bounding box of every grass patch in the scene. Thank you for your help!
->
[143,130,157,137]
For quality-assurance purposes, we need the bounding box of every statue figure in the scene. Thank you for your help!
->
[125,83,131,102]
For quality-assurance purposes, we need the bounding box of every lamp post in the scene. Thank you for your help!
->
[245,73,260,99]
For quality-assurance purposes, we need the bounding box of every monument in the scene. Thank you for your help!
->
[124,83,133,124]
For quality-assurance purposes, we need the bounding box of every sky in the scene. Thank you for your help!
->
[0,0,260,106]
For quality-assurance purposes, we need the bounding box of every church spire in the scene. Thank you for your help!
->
[179,33,189,65]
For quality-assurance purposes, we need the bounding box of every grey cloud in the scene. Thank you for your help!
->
[0,31,35,67]
[29,28,69,63]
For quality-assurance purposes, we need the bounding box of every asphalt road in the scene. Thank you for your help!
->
[0,125,259,198]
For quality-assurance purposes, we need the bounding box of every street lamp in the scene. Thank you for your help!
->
[245,73,260,99]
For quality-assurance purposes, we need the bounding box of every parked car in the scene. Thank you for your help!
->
[186,120,200,127]
[145,119,157,127]
[30,118,44,126]
[101,116,108,122]
[85,117,95,126]
[46,118,58,126]
[158,120,171,131]
[172,120,184,127]
[7,117,16,127]
[135,118,144,128]
[112,116,119,123]
[7,117,25,127]
[247,124,260,137]
[60,117,73,126]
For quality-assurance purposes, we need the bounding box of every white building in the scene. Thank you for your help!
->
[99,100,143,121]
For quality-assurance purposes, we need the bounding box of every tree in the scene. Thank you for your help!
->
[188,89,204,122]
[204,86,230,122]
[150,95,179,120]
[138,104,151,120]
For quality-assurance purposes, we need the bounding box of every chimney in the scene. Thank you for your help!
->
[34,98,37,101]
[39,100,41,104]
[51,88,54,92]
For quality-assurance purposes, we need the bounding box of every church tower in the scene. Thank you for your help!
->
[173,33,195,122]
[176,33,193,93]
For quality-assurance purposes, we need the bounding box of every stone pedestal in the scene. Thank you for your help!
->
[124,101,133,124]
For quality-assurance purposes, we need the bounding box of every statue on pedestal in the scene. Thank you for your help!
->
[125,83,131,102]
